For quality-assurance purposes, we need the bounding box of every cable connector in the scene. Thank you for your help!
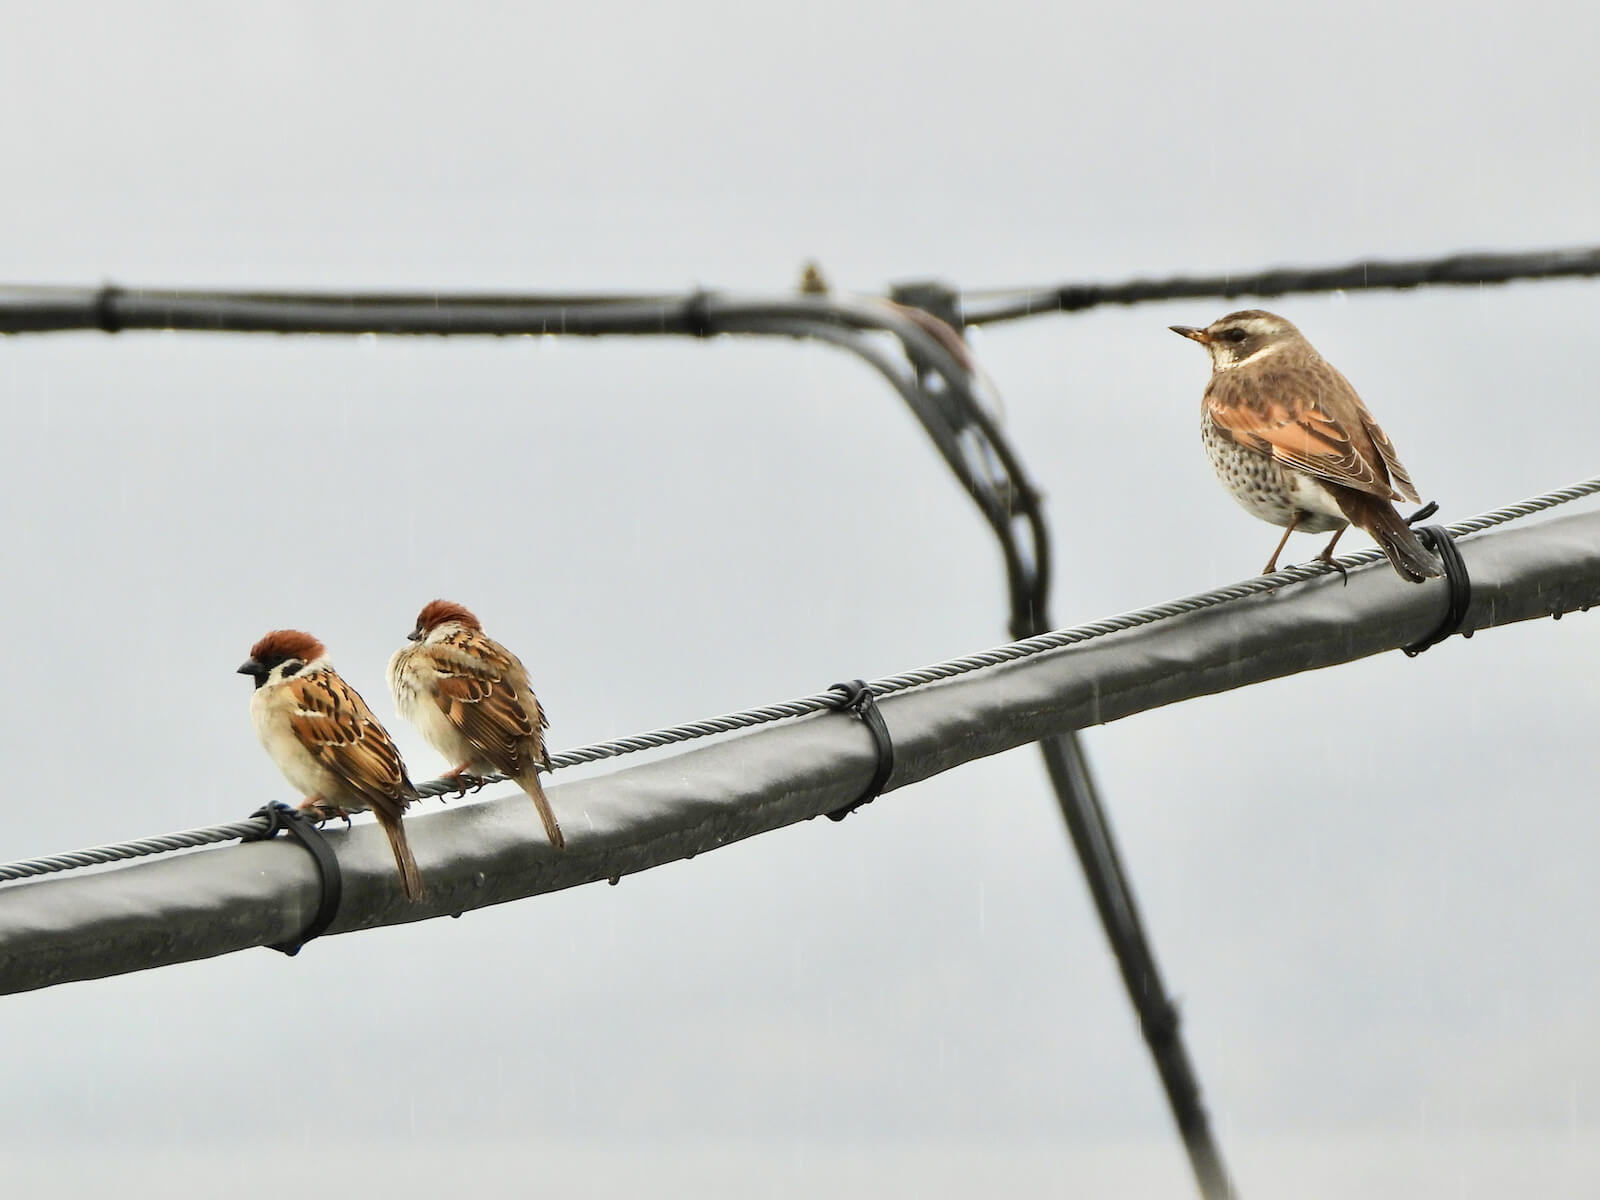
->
[94,283,123,334]
[241,803,344,956]
[1404,525,1473,657]
[824,680,895,821]
[683,290,716,338]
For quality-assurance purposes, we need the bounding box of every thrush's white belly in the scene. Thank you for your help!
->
[1202,421,1347,534]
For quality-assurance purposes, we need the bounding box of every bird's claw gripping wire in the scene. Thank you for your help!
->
[442,771,491,799]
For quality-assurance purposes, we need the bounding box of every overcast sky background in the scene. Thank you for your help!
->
[1,3,1597,1197]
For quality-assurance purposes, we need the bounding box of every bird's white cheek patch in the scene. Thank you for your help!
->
[1216,341,1291,371]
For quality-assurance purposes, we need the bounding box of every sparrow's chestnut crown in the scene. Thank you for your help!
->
[410,599,482,641]
[238,629,326,687]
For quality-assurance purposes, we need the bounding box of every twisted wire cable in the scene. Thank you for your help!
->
[4,474,1596,886]
[0,820,268,881]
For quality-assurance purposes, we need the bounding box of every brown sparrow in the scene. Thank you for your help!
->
[1171,310,1441,582]
[388,600,564,849]
[238,629,425,901]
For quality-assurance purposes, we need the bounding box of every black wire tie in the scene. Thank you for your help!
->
[825,680,895,821]
[94,283,123,334]
[683,290,715,338]
[241,802,344,956]
[1403,526,1472,657]
[1141,996,1183,1048]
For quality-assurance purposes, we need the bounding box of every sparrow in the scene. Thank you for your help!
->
[388,600,564,849]
[238,629,425,901]
[1170,310,1442,582]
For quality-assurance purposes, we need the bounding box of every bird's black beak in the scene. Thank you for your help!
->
[237,659,267,688]
[1169,325,1213,345]
[406,626,424,642]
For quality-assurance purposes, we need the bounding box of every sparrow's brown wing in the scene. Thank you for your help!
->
[1206,358,1407,502]
[423,629,550,778]
[285,669,414,821]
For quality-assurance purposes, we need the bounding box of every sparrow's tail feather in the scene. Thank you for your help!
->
[377,815,426,901]
[1339,492,1442,583]
[517,770,565,849]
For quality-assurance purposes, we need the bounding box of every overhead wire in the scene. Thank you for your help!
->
[5,472,1595,888]
[4,245,1598,337]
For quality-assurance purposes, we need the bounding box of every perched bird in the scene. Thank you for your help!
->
[797,260,830,294]
[1170,310,1441,582]
[238,629,425,901]
[388,600,564,849]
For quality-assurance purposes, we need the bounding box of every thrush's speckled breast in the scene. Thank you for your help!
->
[1170,310,1441,582]
[1200,419,1346,536]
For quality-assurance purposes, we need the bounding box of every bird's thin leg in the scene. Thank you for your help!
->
[1315,527,1350,584]
[296,795,327,823]
[1263,512,1301,574]
[297,796,350,828]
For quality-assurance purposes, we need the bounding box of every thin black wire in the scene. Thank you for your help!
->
[958,245,1600,325]
[1036,732,1231,1197]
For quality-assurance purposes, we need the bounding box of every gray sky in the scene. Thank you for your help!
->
[1,2,1597,1197]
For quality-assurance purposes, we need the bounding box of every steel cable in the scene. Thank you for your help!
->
[3,473,1595,886]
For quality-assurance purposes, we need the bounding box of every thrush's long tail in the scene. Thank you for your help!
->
[517,770,565,849]
[376,813,426,901]
[1337,491,1442,583]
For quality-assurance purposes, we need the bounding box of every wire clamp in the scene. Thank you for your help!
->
[1403,525,1473,657]
[825,680,895,821]
[1140,996,1183,1049]
[683,289,716,338]
[94,283,123,334]
[241,802,344,956]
